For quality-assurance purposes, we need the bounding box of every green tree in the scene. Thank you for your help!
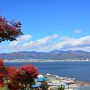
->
[57,85,65,90]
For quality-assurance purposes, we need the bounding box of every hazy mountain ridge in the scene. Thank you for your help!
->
[0,50,90,60]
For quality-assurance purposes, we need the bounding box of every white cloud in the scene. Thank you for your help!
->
[54,36,90,51]
[74,29,82,34]
[9,34,60,52]
[1,34,90,52]
[9,34,32,52]
[9,34,32,47]
[21,34,59,51]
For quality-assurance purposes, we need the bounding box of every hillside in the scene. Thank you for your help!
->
[0,50,90,60]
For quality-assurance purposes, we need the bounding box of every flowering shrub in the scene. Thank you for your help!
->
[0,58,3,66]
[0,58,8,77]
[5,64,39,89]
[0,16,23,42]
[20,64,39,78]
[0,59,8,87]
[0,59,39,89]
[6,66,18,81]
[15,64,39,86]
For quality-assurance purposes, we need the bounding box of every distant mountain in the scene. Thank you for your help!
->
[0,50,90,60]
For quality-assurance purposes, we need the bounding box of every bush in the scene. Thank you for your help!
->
[0,60,39,89]
[11,64,39,89]
[40,81,49,90]
[57,85,65,90]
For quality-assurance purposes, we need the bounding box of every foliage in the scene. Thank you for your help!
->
[0,16,23,42]
[7,64,38,89]
[15,64,39,86]
[6,66,17,76]
[40,81,49,90]
[0,16,23,89]
[6,66,18,83]
[0,58,8,77]
[0,59,39,89]
[0,58,8,87]
[57,85,65,90]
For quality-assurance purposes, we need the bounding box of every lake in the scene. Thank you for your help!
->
[4,61,90,82]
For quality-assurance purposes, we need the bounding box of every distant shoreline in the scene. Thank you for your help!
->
[4,59,90,63]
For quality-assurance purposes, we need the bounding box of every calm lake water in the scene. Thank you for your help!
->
[4,61,90,82]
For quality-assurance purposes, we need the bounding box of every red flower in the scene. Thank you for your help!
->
[7,66,17,76]
[20,64,39,78]
[0,59,8,76]
[0,58,4,66]
[0,73,4,77]
[13,64,39,87]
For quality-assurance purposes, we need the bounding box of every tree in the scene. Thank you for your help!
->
[0,16,23,42]
[0,16,39,89]
[15,64,39,89]
[0,16,23,88]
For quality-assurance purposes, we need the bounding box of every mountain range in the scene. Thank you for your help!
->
[0,50,90,60]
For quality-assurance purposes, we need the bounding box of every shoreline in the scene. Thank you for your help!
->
[4,59,90,63]
[43,73,90,90]
[76,81,90,86]
[45,73,90,84]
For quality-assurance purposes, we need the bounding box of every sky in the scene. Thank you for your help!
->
[0,0,90,53]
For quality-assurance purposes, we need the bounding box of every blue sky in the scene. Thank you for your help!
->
[0,0,90,53]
